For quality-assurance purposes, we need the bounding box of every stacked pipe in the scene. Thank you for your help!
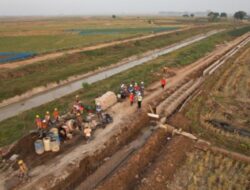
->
[160,78,204,124]
[156,80,194,115]
[203,36,250,76]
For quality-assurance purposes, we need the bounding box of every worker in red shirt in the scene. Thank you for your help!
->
[161,78,166,89]
[129,93,134,106]
[53,108,59,122]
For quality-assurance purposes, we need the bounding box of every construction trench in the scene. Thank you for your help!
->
[0,32,250,190]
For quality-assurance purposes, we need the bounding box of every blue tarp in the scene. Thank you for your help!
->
[0,52,36,64]
[67,27,179,36]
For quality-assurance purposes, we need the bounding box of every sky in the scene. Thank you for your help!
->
[0,0,249,16]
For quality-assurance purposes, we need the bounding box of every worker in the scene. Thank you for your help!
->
[96,102,103,121]
[134,83,140,95]
[161,78,166,89]
[129,93,134,106]
[41,119,48,129]
[140,81,145,96]
[76,113,83,131]
[45,111,52,126]
[58,126,67,142]
[18,160,29,180]
[120,84,127,99]
[75,95,80,104]
[53,108,59,122]
[137,94,143,109]
[163,67,168,74]
[128,84,134,94]
[35,115,42,129]
[84,126,92,142]
[78,101,85,114]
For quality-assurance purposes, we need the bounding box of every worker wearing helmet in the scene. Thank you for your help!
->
[45,111,50,121]
[137,94,143,109]
[53,108,59,122]
[129,93,134,106]
[161,78,166,89]
[140,81,145,96]
[75,95,80,104]
[35,115,42,129]
[134,82,140,95]
[128,84,134,94]
[76,112,83,131]
[96,102,103,121]
[84,126,92,142]
[41,119,47,129]
[18,160,29,180]
[45,111,52,126]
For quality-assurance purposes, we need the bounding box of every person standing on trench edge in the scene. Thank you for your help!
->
[137,94,143,109]
[129,93,134,106]
[161,78,166,89]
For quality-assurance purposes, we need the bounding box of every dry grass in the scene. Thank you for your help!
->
[167,150,250,190]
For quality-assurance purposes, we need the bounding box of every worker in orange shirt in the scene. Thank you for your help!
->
[53,108,59,122]
[35,115,42,129]
[161,78,166,89]
[41,119,48,129]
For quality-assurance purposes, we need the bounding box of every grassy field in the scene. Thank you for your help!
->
[167,150,250,190]
[0,25,225,101]
[176,44,250,155]
[0,26,248,147]
[0,17,185,53]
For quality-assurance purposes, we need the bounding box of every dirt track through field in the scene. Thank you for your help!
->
[0,27,194,69]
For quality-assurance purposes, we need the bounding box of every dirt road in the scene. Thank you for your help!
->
[1,32,249,190]
[0,27,196,70]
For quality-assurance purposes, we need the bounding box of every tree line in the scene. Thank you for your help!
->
[181,11,248,21]
[208,11,247,21]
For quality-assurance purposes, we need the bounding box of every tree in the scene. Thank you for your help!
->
[190,14,195,18]
[112,15,116,19]
[182,14,189,17]
[220,12,227,18]
[234,11,247,20]
[208,12,220,21]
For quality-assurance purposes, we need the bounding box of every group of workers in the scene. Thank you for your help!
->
[34,94,113,144]
[19,77,168,181]
[35,108,60,137]
[118,81,144,109]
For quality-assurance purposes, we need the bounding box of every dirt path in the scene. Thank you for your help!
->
[0,27,194,69]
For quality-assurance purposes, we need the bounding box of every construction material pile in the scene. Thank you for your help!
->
[95,91,117,110]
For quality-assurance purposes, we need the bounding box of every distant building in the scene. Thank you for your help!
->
[158,11,209,17]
